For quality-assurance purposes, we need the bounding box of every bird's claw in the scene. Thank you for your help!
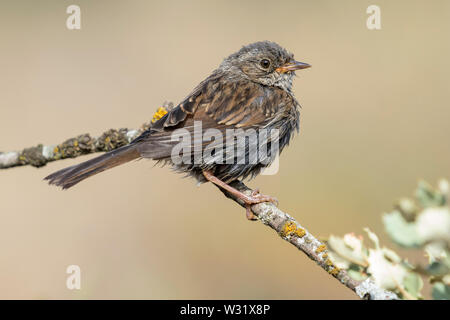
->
[244,189,279,220]
[250,189,279,206]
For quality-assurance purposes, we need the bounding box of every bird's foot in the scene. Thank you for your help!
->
[243,189,278,220]
[202,170,278,221]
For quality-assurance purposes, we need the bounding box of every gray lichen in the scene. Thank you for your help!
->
[355,278,399,300]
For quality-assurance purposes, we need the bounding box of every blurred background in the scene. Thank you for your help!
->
[0,0,449,299]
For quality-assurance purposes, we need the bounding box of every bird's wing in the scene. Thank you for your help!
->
[134,75,293,160]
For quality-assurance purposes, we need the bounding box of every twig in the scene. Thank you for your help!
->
[0,117,398,300]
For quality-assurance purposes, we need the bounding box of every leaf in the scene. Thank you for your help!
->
[382,211,423,248]
[415,180,445,208]
[327,252,351,269]
[364,228,380,249]
[396,198,418,221]
[438,179,449,197]
[425,243,450,276]
[382,247,402,264]
[402,272,423,299]
[425,242,450,265]
[367,247,407,290]
[427,261,450,277]
[432,282,450,300]
[444,275,450,286]
[347,264,368,281]
[327,234,367,266]
[416,207,450,243]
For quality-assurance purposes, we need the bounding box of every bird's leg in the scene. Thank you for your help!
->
[202,170,278,220]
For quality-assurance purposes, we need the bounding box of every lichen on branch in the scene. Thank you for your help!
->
[0,102,398,300]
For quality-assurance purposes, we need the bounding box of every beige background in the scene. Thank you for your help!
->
[0,0,449,299]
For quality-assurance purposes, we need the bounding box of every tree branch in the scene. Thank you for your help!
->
[0,118,398,300]
[0,127,144,169]
[220,181,398,300]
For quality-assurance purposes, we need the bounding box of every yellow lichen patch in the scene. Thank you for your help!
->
[280,221,297,237]
[104,137,111,144]
[322,253,328,259]
[152,107,169,123]
[295,227,306,238]
[53,146,59,154]
[328,267,340,276]
[315,244,327,254]
[325,259,334,266]
[73,140,79,147]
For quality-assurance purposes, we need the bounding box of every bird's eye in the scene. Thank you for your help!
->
[260,59,271,69]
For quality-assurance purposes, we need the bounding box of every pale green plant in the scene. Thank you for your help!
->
[327,180,450,300]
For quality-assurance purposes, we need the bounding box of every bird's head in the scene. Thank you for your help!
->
[219,41,310,92]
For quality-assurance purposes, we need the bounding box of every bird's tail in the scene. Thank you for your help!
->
[44,144,140,189]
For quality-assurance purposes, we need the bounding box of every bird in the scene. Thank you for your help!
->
[45,41,310,220]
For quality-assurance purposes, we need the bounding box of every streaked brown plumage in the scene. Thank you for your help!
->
[45,41,310,219]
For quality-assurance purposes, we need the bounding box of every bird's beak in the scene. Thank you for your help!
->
[276,60,311,73]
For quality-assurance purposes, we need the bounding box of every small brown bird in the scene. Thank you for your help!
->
[45,41,310,219]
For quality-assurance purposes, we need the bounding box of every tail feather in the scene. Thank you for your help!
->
[45,144,140,189]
